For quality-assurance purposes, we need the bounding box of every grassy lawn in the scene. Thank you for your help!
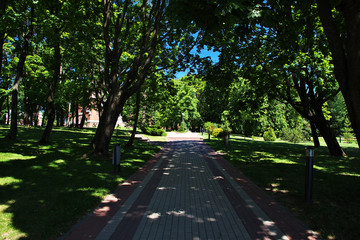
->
[0,125,160,240]
[204,133,360,240]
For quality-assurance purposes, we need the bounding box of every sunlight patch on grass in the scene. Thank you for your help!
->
[0,153,35,162]
[340,172,360,177]
[48,159,66,168]
[0,204,28,240]
[0,177,23,186]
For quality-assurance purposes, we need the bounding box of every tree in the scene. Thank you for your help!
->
[5,2,35,139]
[316,0,360,148]
[90,0,167,156]
[240,1,345,155]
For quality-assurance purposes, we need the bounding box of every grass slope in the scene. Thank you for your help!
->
[205,133,360,240]
[0,126,160,240]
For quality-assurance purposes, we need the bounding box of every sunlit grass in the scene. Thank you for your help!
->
[0,125,160,239]
[205,135,360,240]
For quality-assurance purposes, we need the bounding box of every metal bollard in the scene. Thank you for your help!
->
[305,146,314,203]
[225,134,229,152]
[113,144,121,174]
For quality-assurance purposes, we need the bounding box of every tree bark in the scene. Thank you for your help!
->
[75,104,79,128]
[310,120,320,148]
[91,88,128,155]
[126,89,141,148]
[39,33,61,143]
[317,0,360,148]
[311,104,346,156]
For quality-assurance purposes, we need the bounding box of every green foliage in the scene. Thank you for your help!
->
[280,128,306,143]
[179,122,185,132]
[212,127,224,138]
[263,127,276,141]
[143,126,166,136]
[343,132,355,143]
[204,121,216,133]
[343,118,355,143]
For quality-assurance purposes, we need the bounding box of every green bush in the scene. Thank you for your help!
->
[343,131,355,143]
[263,127,276,141]
[179,122,185,132]
[280,128,306,143]
[204,122,216,134]
[212,128,225,138]
[144,127,166,136]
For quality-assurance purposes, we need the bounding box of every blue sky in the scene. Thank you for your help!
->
[175,48,220,79]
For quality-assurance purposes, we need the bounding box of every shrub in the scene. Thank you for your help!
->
[179,122,185,132]
[343,131,354,143]
[212,128,224,138]
[144,127,166,136]
[204,122,216,134]
[263,127,276,141]
[280,128,306,143]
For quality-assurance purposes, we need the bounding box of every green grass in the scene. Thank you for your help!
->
[0,125,160,240]
[205,134,360,240]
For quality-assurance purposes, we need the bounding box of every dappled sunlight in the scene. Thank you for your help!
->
[0,126,160,239]
[205,135,360,239]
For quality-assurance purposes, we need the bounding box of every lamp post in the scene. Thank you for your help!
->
[305,146,314,203]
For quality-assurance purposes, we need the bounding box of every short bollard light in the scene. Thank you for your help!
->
[113,144,121,174]
[225,134,229,152]
[305,146,314,203]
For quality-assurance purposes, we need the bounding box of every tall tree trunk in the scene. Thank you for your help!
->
[39,34,61,143]
[6,7,34,139]
[41,109,46,127]
[6,95,10,125]
[317,0,360,148]
[80,105,86,129]
[0,0,7,78]
[75,104,79,128]
[60,108,65,127]
[23,95,32,126]
[126,89,141,148]
[0,96,4,124]
[310,120,320,148]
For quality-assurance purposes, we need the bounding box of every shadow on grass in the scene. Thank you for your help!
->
[205,137,360,240]
[0,126,160,239]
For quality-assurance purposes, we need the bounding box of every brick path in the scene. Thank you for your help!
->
[62,132,320,240]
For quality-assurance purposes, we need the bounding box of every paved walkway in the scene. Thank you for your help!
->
[62,132,319,240]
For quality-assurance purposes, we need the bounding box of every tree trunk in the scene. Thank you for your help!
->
[23,95,33,126]
[60,108,65,127]
[91,88,127,156]
[0,96,4,124]
[75,104,79,128]
[313,116,345,156]
[312,104,345,156]
[6,95,10,125]
[310,120,320,148]
[126,89,141,148]
[317,0,360,148]
[39,34,61,144]
[80,105,86,129]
